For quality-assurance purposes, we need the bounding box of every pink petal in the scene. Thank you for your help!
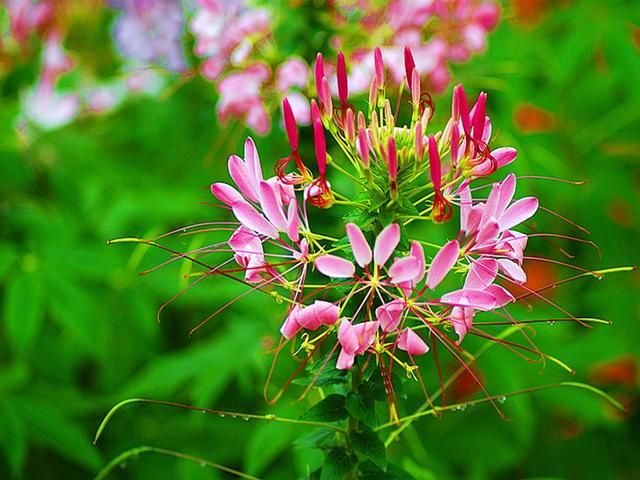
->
[498,259,527,284]
[496,173,516,218]
[259,181,287,232]
[286,201,300,243]
[500,197,538,231]
[297,300,339,330]
[440,288,496,310]
[338,320,358,353]
[459,185,473,233]
[228,154,259,203]
[464,258,498,290]
[353,321,378,354]
[375,300,404,332]
[244,137,263,185]
[280,306,302,339]
[373,223,400,266]
[336,349,356,370]
[480,183,501,227]
[345,223,372,267]
[298,300,340,330]
[231,200,279,239]
[409,241,426,282]
[315,255,355,278]
[485,285,515,308]
[474,219,499,249]
[426,239,460,289]
[450,306,474,343]
[389,256,421,284]
[492,147,517,169]
[210,182,243,206]
[397,328,429,356]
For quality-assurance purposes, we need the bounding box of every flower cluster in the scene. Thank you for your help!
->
[190,46,583,413]
[192,0,501,132]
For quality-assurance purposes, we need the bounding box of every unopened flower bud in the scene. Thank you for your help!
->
[374,47,385,86]
[345,108,355,142]
[320,76,333,117]
[337,51,348,108]
[357,128,370,169]
[314,52,325,98]
[411,68,420,106]
[404,46,416,90]
[311,100,326,177]
[368,74,379,107]
[282,97,298,151]
[388,137,398,198]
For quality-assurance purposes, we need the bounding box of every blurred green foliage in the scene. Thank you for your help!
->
[1,1,639,479]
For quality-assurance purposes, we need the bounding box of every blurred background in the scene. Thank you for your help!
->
[0,1,639,479]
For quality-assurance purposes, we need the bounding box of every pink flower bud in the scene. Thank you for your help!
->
[311,100,326,177]
[357,110,366,130]
[357,128,370,169]
[404,46,416,90]
[320,76,333,117]
[472,92,487,140]
[374,47,385,86]
[428,135,441,190]
[314,52,324,97]
[411,68,421,105]
[337,51,348,108]
[452,84,470,135]
[345,108,355,142]
[368,74,379,106]
[388,137,397,194]
[384,99,394,129]
[282,97,298,151]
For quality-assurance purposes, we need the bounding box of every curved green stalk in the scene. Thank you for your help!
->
[378,380,625,445]
[93,398,346,445]
[93,445,261,480]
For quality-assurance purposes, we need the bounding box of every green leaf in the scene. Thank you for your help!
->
[346,384,377,428]
[3,272,45,357]
[350,425,387,471]
[320,448,354,480]
[302,394,348,422]
[15,396,102,469]
[357,460,414,479]
[0,400,28,477]
[244,421,297,476]
[294,428,338,450]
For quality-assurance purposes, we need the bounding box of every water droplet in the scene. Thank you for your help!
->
[230,414,237,419]
[119,462,127,469]
[218,413,225,418]
[242,416,250,421]
[497,396,507,404]
[199,462,207,468]
[200,410,207,414]
[547,320,556,326]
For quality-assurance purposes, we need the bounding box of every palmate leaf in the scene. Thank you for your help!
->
[350,425,387,471]
[302,394,349,423]
[319,448,355,480]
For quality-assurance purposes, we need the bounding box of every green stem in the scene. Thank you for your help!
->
[378,381,624,447]
[93,398,346,445]
[93,446,261,480]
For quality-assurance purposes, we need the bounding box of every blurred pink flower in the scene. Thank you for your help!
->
[217,64,271,134]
